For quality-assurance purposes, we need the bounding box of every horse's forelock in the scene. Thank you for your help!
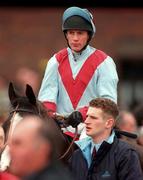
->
[10,96,39,115]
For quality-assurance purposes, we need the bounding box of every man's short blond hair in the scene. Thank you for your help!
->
[89,98,119,120]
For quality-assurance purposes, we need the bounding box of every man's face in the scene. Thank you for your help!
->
[66,30,89,52]
[9,118,50,177]
[85,107,112,141]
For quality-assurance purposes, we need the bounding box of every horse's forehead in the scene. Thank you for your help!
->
[11,98,39,114]
[11,113,23,125]
[12,97,31,106]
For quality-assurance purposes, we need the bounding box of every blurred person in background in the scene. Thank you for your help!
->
[9,114,74,180]
[38,6,118,137]
[116,110,143,171]
[116,110,138,134]
[133,103,143,146]
[137,129,143,146]
[15,67,40,96]
[0,76,9,125]
[133,103,143,127]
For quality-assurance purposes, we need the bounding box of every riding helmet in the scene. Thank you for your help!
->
[62,6,96,37]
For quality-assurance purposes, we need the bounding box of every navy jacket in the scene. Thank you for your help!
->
[69,136,143,180]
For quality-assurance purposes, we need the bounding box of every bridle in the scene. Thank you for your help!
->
[10,108,38,114]
[9,103,40,115]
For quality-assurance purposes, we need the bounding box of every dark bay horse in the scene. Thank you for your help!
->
[0,82,77,171]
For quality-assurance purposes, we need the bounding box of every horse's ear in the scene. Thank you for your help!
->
[8,82,19,103]
[25,84,36,105]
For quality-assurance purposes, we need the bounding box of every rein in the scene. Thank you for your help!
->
[59,127,78,160]
[53,114,78,160]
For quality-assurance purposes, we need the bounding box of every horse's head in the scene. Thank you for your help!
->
[2,82,47,141]
[1,82,76,168]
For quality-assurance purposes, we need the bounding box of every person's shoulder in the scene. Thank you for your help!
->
[55,48,68,57]
[42,161,74,180]
[116,137,138,153]
[47,48,68,65]
[52,48,69,64]
[90,49,109,63]
[92,47,107,56]
[92,48,115,61]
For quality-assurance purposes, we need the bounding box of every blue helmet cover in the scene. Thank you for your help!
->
[62,6,96,36]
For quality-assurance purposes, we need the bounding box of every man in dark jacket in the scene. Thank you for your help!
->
[69,98,143,180]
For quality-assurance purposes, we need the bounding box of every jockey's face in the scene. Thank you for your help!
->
[66,30,89,53]
[85,107,114,143]
[9,117,51,178]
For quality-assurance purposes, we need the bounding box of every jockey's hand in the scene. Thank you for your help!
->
[66,111,83,128]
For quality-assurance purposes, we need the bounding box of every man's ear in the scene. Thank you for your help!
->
[105,118,115,128]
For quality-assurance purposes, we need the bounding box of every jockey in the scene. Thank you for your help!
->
[38,6,119,137]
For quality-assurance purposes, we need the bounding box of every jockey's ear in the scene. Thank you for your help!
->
[26,84,36,105]
[8,82,19,104]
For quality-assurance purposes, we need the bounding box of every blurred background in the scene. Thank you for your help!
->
[0,0,143,123]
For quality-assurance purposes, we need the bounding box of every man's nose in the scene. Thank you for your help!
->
[73,34,79,40]
[85,116,90,123]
